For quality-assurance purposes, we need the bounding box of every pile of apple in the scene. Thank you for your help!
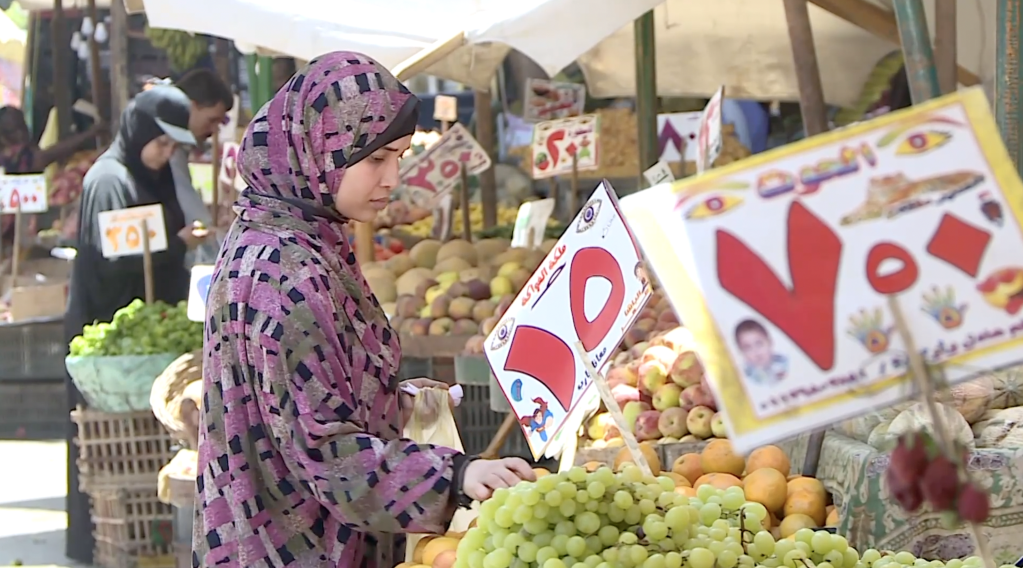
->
[586,326,726,447]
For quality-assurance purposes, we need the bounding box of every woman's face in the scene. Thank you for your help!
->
[334,134,412,223]
[0,110,29,146]
[140,135,178,170]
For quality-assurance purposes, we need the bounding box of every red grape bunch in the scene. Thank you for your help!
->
[885,432,990,525]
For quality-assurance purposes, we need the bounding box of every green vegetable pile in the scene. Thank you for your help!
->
[69,299,202,357]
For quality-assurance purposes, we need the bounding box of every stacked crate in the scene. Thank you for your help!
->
[72,406,177,568]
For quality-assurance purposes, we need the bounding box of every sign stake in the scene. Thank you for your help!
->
[574,340,653,477]
[11,201,21,285]
[142,219,154,304]
[570,153,580,218]
[460,163,472,242]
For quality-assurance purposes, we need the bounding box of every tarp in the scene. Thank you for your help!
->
[25,0,992,107]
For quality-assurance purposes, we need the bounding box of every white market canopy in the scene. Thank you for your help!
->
[21,0,994,107]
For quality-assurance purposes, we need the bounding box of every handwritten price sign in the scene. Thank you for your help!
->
[0,174,48,214]
[530,115,600,180]
[697,87,725,174]
[97,204,168,258]
[485,181,652,460]
[523,79,587,123]
[398,123,491,208]
[657,112,702,163]
[621,88,1023,452]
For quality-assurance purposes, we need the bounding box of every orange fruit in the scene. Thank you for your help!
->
[663,472,692,487]
[694,472,742,490]
[412,537,438,563]
[583,461,604,472]
[826,507,840,526]
[433,550,457,568]
[787,476,827,501]
[533,468,551,478]
[701,439,746,477]
[674,486,697,497]
[671,453,703,485]
[614,442,662,474]
[784,490,827,527]
[743,468,788,513]
[745,445,791,477]
[778,513,817,537]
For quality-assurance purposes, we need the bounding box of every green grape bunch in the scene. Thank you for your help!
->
[144,26,209,72]
[456,464,996,568]
[69,299,203,357]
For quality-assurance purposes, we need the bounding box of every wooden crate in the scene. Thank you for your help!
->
[92,488,175,568]
[72,407,176,493]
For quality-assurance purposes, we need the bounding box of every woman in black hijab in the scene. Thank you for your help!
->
[63,86,206,562]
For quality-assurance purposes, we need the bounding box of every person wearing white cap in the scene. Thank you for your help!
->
[62,85,207,563]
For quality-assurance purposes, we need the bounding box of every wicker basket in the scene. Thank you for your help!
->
[72,406,176,493]
[91,488,175,568]
[0,316,67,380]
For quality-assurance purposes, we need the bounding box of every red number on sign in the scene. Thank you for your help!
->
[440,160,460,178]
[405,159,437,193]
[715,201,988,372]
[545,129,566,167]
[8,189,19,208]
[503,246,626,411]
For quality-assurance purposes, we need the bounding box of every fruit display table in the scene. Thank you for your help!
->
[776,431,1023,564]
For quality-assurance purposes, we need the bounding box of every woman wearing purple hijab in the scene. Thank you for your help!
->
[193,52,535,567]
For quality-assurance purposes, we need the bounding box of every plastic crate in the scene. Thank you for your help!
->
[0,316,67,380]
[72,406,176,493]
[0,379,67,439]
[91,488,175,568]
[455,385,529,459]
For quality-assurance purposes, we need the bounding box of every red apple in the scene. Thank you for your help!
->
[634,410,662,441]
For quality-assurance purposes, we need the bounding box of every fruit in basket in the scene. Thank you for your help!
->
[69,299,202,357]
[685,405,715,439]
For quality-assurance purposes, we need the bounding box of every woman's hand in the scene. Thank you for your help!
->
[177,224,209,250]
[399,378,449,426]
[461,458,536,501]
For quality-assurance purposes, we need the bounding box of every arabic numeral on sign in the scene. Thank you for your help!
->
[502,247,627,411]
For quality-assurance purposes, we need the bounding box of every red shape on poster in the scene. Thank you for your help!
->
[716,201,841,371]
[926,213,991,277]
[866,242,919,294]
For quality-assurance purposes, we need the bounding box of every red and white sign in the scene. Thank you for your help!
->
[0,174,48,214]
[485,180,652,460]
[398,123,491,208]
[697,87,725,174]
[523,79,587,123]
[531,114,600,180]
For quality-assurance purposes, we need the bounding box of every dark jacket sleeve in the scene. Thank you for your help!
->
[81,171,187,276]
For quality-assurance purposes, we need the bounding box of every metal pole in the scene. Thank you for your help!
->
[634,10,658,177]
[996,0,1023,175]
[934,0,958,94]
[782,0,830,477]
[783,0,830,138]
[892,0,942,103]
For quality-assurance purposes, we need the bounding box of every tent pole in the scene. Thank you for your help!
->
[634,10,658,182]
[934,0,957,94]
[783,0,829,139]
[109,0,129,130]
[996,0,1023,174]
[783,0,830,478]
[258,55,275,106]
[51,0,72,139]
[892,0,941,103]
[475,89,498,228]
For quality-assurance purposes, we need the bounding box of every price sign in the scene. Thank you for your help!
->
[0,174,48,214]
[398,123,491,208]
[523,79,587,123]
[697,87,725,174]
[434,95,458,123]
[187,264,215,322]
[511,198,555,249]
[657,112,702,163]
[485,180,652,460]
[97,204,168,258]
[643,161,676,187]
[218,142,241,191]
[530,115,599,179]
[621,88,1023,452]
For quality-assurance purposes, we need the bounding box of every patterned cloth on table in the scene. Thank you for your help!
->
[193,52,458,568]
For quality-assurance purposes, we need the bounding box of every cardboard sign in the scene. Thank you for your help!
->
[398,123,491,208]
[620,88,1023,452]
[531,115,600,180]
[187,264,214,322]
[97,204,168,258]
[697,87,725,174]
[485,180,652,460]
[643,161,676,187]
[434,95,458,123]
[524,79,587,123]
[0,174,48,214]
[657,112,702,163]
[511,198,555,248]
[218,142,241,193]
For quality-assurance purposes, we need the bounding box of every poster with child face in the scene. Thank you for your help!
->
[620,88,1023,452]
